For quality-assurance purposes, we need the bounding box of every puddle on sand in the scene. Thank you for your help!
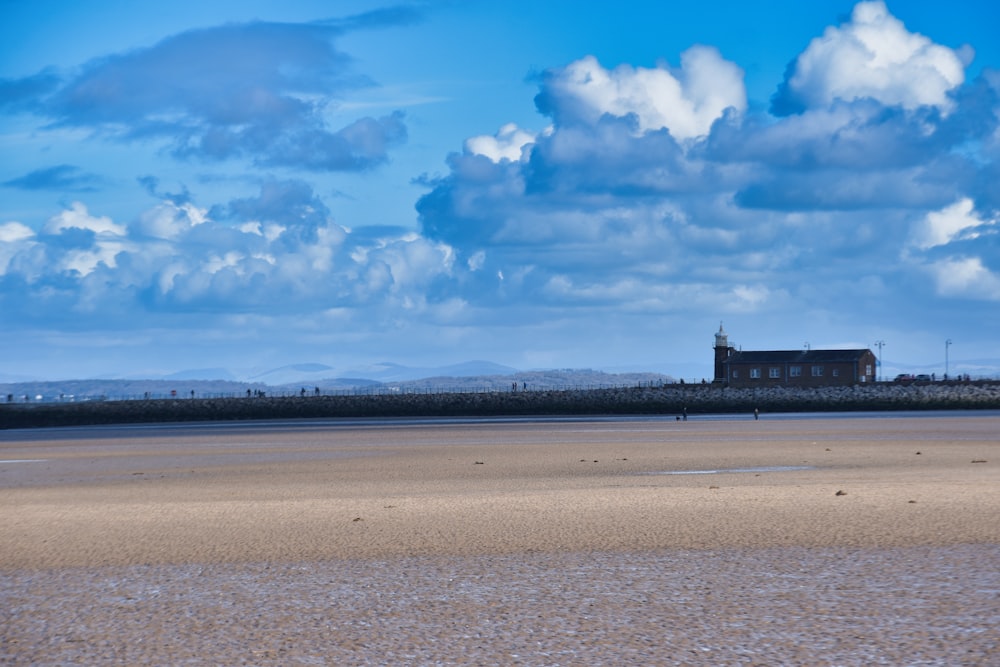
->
[643,465,815,475]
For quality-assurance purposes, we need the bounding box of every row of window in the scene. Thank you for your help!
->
[733,364,873,380]
[737,366,831,379]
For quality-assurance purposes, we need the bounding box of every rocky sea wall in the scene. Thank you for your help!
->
[3,381,1000,429]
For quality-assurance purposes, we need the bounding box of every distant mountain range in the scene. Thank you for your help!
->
[4,356,999,403]
[147,360,523,385]
[244,360,521,386]
[0,362,675,402]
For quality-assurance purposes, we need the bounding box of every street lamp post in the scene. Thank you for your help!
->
[945,339,952,380]
[874,340,885,382]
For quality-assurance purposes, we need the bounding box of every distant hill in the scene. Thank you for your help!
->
[321,360,519,383]
[0,379,267,402]
[248,363,336,386]
[163,368,238,381]
[7,353,1000,404]
[375,368,673,393]
[1,367,674,403]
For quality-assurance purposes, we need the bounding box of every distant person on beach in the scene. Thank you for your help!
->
[753,407,759,420]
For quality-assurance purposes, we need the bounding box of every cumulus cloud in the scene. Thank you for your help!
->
[4,1,999,374]
[417,0,1000,333]
[927,257,1000,300]
[465,123,537,162]
[710,101,956,171]
[43,202,126,236]
[134,199,209,241]
[772,1,967,115]
[0,222,37,277]
[0,180,456,322]
[906,199,999,301]
[910,198,995,250]
[0,221,35,243]
[534,46,746,140]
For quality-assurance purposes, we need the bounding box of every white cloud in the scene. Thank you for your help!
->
[5,6,1000,380]
[467,250,486,271]
[911,198,993,250]
[928,256,1000,300]
[203,251,245,275]
[135,200,210,240]
[465,123,536,162]
[28,203,135,276]
[62,242,128,275]
[0,221,35,243]
[539,46,746,140]
[239,221,285,242]
[0,183,465,318]
[43,202,126,236]
[366,235,455,293]
[731,284,773,310]
[779,1,966,112]
[0,221,38,276]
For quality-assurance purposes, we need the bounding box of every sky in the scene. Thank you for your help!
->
[1,0,999,382]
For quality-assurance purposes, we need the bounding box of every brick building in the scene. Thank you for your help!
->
[713,325,876,388]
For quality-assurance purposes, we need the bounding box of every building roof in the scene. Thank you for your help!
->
[726,349,872,364]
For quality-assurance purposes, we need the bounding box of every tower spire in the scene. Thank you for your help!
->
[714,323,731,383]
[714,322,728,348]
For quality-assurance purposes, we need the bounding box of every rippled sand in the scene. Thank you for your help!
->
[2,415,998,664]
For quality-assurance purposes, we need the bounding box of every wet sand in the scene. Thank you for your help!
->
[2,415,998,664]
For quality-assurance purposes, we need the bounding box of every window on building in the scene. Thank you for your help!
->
[769,367,781,379]
[866,364,872,376]
[832,369,840,377]
[811,366,824,377]
[790,366,802,377]
[750,368,761,379]
[732,369,739,379]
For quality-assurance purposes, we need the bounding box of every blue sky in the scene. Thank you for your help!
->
[1,0,998,382]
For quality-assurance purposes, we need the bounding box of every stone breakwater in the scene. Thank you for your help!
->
[2,381,999,429]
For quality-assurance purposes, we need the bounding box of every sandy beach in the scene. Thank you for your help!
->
[2,414,998,664]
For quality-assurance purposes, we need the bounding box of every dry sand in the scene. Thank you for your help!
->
[1,414,998,664]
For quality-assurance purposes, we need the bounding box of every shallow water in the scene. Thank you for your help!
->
[3,544,998,665]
